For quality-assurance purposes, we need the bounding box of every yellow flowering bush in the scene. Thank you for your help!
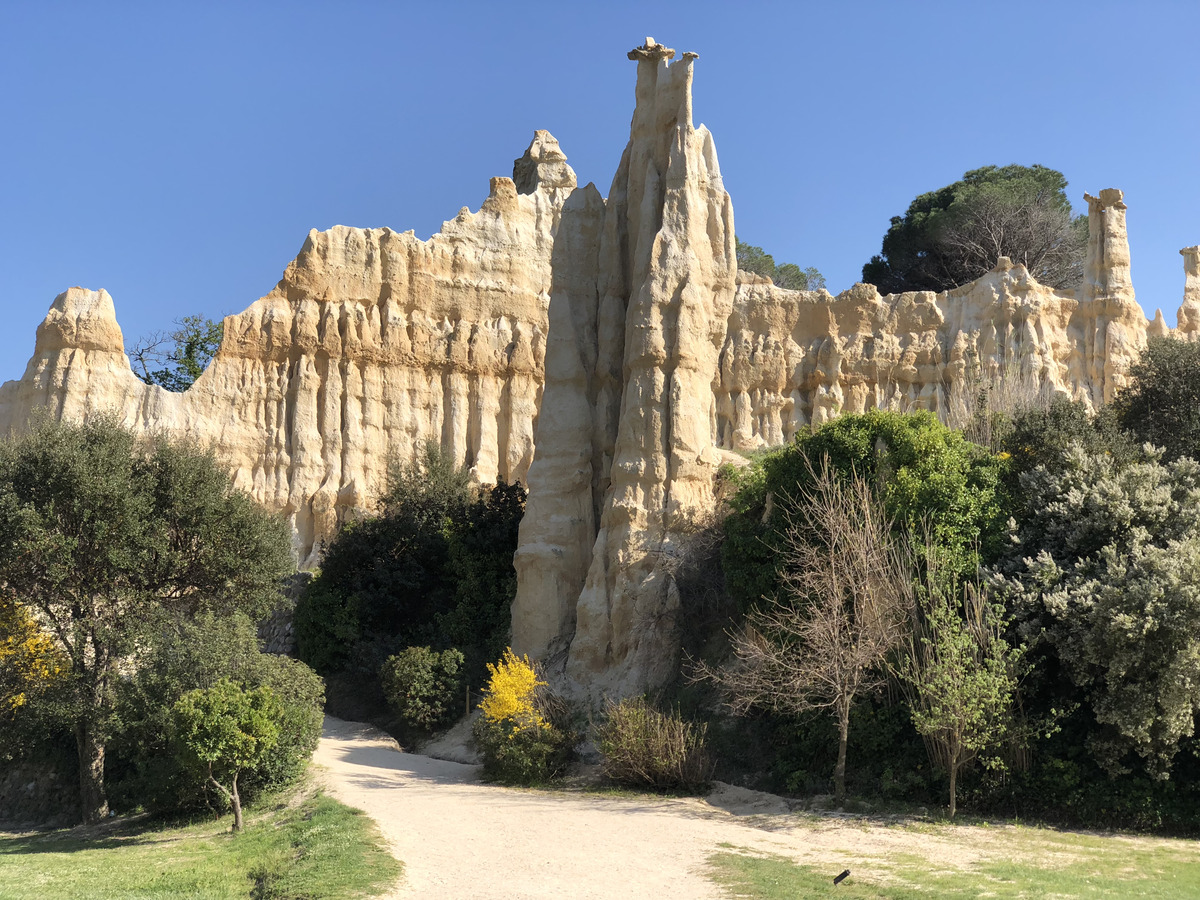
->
[0,595,63,713]
[472,648,576,783]
[479,649,545,731]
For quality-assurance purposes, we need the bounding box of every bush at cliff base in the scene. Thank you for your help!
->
[595,696,715,793]
[471,649,575,784]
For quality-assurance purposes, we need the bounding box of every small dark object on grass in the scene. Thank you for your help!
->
[834,869,851,885]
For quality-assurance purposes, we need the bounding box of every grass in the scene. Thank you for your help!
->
[709,828,1200,899]
[0,786,401,899]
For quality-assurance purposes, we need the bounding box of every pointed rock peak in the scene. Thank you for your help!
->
[513,130,576,195]
[628,36,675,62]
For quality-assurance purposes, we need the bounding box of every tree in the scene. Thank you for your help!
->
[128,315,224,392]
[0,417,292,823]
[995,445,1200,778]
[862,165,1087,294]
[722,410,1008,613]
[736,238,826,292]
[896,567,1024,819]
[1113,336,1200,463]
[701,461,913,804]
[170,680,282,832]
[112,611,323,814]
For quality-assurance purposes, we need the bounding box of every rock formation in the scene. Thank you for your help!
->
[2,38,1199,697]
[512,38,735,696]
[0,134,577,565]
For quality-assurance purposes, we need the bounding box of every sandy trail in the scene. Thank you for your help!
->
[311,716,1091,899]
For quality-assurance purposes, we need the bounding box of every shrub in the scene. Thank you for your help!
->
[380,646,465,732]
[110,612,323,814]
[472,649,575,784]
[595,697,715,793]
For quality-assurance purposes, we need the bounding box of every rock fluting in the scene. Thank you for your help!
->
[1,39,1198,697]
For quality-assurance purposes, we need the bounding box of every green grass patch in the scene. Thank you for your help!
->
[709,830,1200,899]
[0,789,401,899]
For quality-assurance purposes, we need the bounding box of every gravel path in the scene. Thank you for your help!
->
[311,715,1057,899]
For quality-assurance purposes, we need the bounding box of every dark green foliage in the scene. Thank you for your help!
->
[379,646,465,733]
[736,239,826,291]
[111,611,323,815]
[295,445,524,690]
[129,315,224,392]
[1001,396,1136,489]
[0,416,293,822]
[862,165,1087,294]
[722,410,1008,611]
[1114,336,1200,463]
[595,697,715,793]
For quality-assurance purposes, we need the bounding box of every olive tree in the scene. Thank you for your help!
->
[995,445,1200,778]
[0,417,292,823]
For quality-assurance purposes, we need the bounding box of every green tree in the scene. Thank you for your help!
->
[295,445,524,684]
[170,680,282,832]
[722,410,1008,612]
[112,611,323,814]
[996,445,1200,778]
[1113,336,1200,463]
[736,238,826,291]
[379,646,465,733]
[129,315,224,392]
[896,571,1024,819]
[862,165,1087,294]
[0,417,292,823]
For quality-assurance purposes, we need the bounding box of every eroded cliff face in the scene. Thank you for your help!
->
[0,133,576,566]
[3,38,1199,699]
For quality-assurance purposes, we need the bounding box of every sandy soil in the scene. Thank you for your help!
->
[312,715,1159,899]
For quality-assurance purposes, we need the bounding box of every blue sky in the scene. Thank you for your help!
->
[3,1,1198,384]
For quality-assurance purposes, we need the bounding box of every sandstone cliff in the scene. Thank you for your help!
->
[0,133,577,565]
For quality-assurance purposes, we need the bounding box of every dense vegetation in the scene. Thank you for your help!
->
[0,419,322,828]
[736,238,827,291]
[294,444,525,732]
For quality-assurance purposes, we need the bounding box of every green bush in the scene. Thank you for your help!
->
[379,646,465,732]
[595,697,714,793]
[110,612,324,814]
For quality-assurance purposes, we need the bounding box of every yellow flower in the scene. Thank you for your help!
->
[479,648,546,729]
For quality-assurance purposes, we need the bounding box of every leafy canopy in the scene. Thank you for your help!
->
[862,164,1087,294]
[0,416,293,822]
[1113,336,1200,464]
[995,445,1200,778]
[129,315,224,392]
[722,410,1008,612]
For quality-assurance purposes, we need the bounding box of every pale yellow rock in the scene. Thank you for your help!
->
[1177,246,1200,338]
[0,135,578,566]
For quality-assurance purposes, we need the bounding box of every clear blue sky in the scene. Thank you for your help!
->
[3,1,1198,384]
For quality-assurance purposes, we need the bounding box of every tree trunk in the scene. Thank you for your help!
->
[230,771,243,833]
[834,707,849,806]
[948,763,957,820]
[75,717,108,824]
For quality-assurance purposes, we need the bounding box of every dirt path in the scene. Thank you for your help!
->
[312,716,1163,899]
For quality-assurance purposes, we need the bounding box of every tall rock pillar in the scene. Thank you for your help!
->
[1177,246,1200,339]
[1079,189,1146,404]
[511,37,736,697]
